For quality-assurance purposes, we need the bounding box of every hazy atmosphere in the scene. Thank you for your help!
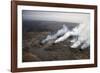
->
[22,10,90,62]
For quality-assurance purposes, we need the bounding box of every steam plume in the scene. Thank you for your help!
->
[41,23,90,49]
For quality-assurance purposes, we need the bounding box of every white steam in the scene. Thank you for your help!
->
[54,25,79,43]
[42,23,90,49]
[70,23,90,49]
[41,24,68,44]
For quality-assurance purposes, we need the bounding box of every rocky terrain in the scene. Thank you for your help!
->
[22,31,90,62]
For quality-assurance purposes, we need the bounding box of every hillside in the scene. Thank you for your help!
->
[22,32,90,62]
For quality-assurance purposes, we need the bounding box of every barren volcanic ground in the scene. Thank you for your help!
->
[22,31,90,62]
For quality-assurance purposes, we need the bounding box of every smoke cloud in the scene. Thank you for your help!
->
[41,24,68,44]
[41,23,90,49]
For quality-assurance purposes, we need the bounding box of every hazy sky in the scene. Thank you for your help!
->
[22,10,90,24]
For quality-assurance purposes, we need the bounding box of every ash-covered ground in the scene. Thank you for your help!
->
[22,31,90,62]
[22,20,90,62]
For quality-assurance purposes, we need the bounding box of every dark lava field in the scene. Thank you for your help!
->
[22,31,90,62]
